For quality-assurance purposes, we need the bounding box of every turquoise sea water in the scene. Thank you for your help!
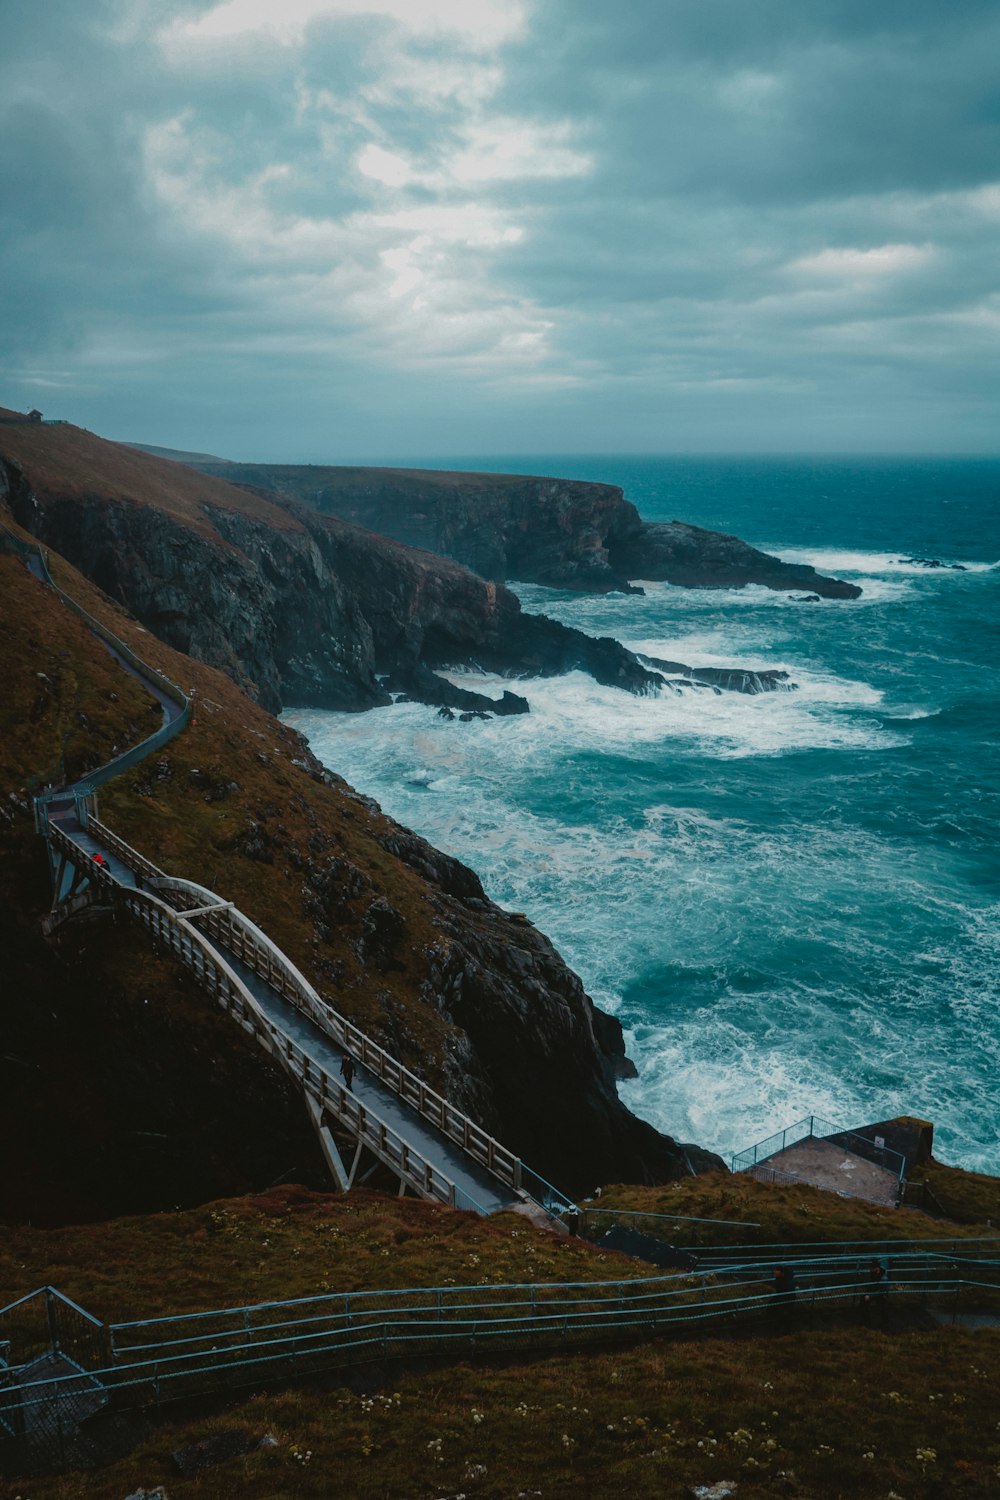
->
[286,457,1000,1172]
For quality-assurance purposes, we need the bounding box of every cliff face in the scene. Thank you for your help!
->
[193,459,862,600]
[0,521,721,1214]
[197,462,633,592]
[0,424,793,717]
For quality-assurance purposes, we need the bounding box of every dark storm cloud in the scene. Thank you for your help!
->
[0,0,997,453]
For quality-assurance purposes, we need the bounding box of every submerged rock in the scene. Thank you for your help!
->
[900,555,967,570]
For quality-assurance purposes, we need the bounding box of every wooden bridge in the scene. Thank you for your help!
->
[6,526,573,1224]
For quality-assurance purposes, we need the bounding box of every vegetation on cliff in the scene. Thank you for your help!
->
[0,514,711,1222]
[7,1178,1000,1499]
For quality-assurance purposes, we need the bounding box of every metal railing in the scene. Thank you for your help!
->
[87,862,568,1217]
[4,1259,999,1453]
[731,1115,907,1186]
[122,882,481,1213]
[571,1207,763,1239]
[0,1288,108,1375]
[691,1234,1000,1271]
[46,825,524,1217]
[42,833,478,1213]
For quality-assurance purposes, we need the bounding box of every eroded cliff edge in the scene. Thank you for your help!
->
[0,418,792,715]
[190,460,862,599]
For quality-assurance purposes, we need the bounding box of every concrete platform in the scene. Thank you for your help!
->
[751,1137,901,1207]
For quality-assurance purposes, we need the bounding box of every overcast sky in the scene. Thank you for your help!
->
[2,0,999,459]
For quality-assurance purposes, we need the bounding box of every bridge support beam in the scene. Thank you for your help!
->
[304,1093,351,1193]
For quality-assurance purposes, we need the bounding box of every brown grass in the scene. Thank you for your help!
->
[0,527,463,1077]
[0,1187,647,1323]
[585,1170,1000,1247]
[7,1180,1000,1498]
[0,552,157,791]
[0,417,302,543]
[19,1326,1000,1499]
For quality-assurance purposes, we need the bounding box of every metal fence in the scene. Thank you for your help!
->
[571,1207,763,1240]
[731,1114,907,1185]
[0,1288,109,1378]
[4,1257,999,1471]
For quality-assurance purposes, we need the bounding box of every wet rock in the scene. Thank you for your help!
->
[615,519,861,599]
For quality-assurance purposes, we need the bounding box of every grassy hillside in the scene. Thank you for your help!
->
[23,1327,1000,1500]
[585,1170,1000,1247]
[0,411,300,542]
[7,1180,1000,1497]
[0,525,459,1219]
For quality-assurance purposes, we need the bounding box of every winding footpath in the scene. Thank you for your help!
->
[8,528,569,1224]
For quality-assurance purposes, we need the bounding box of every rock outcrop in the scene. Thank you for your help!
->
[0,424,791,717]
[612,519,862,599]
[187,459,861,599]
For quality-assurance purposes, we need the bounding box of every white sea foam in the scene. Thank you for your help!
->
[435,663,894,759]
[286,687,999,1172]
[774,547,997,577]
[283,522,999,1175]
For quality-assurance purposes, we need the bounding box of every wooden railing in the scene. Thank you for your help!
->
[46,827,472,1210]
[147,873,535,1201]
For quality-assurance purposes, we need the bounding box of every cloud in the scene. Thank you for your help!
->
[159,0,525,53]
[0,0,997,454]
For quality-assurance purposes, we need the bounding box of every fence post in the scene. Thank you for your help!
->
[46,1289,59,1354]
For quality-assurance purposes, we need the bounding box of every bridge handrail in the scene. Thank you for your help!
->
[94,866,550,1210]
[46,826,474,1213]
[87,817,164,883]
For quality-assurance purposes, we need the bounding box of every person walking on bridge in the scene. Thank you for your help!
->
[340,1052,356,1093]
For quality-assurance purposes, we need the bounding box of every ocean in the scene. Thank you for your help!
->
[284,456,1000,1173]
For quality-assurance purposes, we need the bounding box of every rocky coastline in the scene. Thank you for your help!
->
[0,424,804,720]
[189,458,863,599]
[0,479,722,1211]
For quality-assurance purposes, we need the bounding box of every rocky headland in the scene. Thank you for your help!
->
[0,410,828,1217]
[1,418,794,718]
[186,458,862,599]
